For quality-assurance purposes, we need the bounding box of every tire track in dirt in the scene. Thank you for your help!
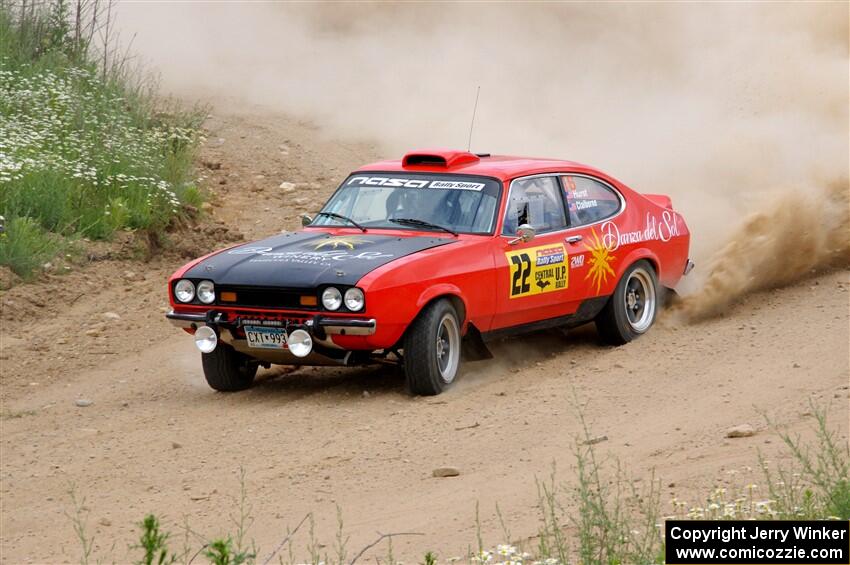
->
[1,107,848,563]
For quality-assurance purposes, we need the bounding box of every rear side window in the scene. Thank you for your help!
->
[561,175,621,226]
[502,176,567,235]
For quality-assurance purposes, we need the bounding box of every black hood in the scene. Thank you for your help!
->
[184,231,456,287]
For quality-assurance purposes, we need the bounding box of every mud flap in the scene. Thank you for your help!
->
[461,324,493,361]
[661,287,680,308]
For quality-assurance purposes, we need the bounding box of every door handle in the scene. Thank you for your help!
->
[566,235,583,244]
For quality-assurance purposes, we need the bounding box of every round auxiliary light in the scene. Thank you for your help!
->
[194,325,218,353]
[174,279,195,303]
[322,287,342,311]
[288,329,313,358]
[197,280,215,304]
[344,288,365,311]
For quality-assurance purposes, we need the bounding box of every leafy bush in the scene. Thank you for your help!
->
[0,1,204,277]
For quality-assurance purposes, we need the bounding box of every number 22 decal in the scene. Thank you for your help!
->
[505,244,569,299]
[510,253,532,296]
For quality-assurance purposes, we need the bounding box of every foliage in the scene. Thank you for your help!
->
[0,0,204,277]
[202,538,254,565]
[763,402,850,520]
[0,215,60,278]
[134,515,176,565]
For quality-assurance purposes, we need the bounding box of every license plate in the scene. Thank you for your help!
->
[244,326,288,349]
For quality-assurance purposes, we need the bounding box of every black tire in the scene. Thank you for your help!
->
[595,260,658,345]
[403,299,462,396]
[201,343,258,392]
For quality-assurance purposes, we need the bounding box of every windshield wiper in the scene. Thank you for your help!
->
[315,212,366,232]
[389,218,458,236]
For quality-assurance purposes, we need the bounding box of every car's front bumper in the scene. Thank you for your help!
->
[166,309,377,336]
[166,309,378,365]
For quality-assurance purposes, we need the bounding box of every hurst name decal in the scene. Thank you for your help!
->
[505,244,568,299]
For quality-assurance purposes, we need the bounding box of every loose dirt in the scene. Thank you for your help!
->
[1,107,847,563]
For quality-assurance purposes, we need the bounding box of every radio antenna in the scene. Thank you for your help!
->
[466,85,481,152]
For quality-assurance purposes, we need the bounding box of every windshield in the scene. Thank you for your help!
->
[312,173,502,234]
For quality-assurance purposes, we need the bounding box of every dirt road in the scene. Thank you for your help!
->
[1,107,848,563]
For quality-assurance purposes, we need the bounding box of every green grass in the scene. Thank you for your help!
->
[0,215,61,276]
[0,1,205,279]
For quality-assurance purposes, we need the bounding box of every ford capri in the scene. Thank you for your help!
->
[166,149,693,395]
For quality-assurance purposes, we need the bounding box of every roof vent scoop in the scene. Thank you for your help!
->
[402,149,480,168]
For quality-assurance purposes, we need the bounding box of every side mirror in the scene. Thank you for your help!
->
[300,213,313,227]
[509,224,535,245]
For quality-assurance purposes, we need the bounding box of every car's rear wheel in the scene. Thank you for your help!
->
[201,342,258,392]
[403,299,461,396]
[595,260,658,345]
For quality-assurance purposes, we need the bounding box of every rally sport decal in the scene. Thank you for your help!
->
[505,244,568,299]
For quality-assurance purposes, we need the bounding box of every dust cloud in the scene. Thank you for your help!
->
[117,3,849,314]
[679,179,849,319]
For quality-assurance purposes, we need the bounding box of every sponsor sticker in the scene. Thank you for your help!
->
[505,243,568,298]
[347,176,484,191]
[310,236,372,250]
[228,246,394,266]
[584,228,616,294]
[600,210,682,252]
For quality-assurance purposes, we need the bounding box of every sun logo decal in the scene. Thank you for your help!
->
[311,236,372,251]
[584,228,616,294]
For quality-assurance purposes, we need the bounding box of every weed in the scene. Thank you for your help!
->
[333,504,349,565]
[133,514,176,565]
[305,513,320,565]
[203,538,254,565]
[231,468,256,557]
[763,401,850,520]
[65,485,94,565]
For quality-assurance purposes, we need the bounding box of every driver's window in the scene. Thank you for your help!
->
[502,176,567,235]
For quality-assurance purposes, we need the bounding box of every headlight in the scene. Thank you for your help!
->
[321,287,342,310]
[344,288,365,311]
[194,325,218,353]
[174,279,195,303]
[288,329,313,358]
[197,280,215,304]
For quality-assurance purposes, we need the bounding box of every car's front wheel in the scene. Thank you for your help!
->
[201,342,258,392]
[595,260,658,345]
[403,299,462,396]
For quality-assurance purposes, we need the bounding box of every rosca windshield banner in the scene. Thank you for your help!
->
[347,176,486,191]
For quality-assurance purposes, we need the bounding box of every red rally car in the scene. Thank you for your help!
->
[166,149,693,395]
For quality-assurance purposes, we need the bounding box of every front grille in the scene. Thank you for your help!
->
[217,286,316,310]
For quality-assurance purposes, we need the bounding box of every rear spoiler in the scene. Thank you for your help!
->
[644,194,673,209]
